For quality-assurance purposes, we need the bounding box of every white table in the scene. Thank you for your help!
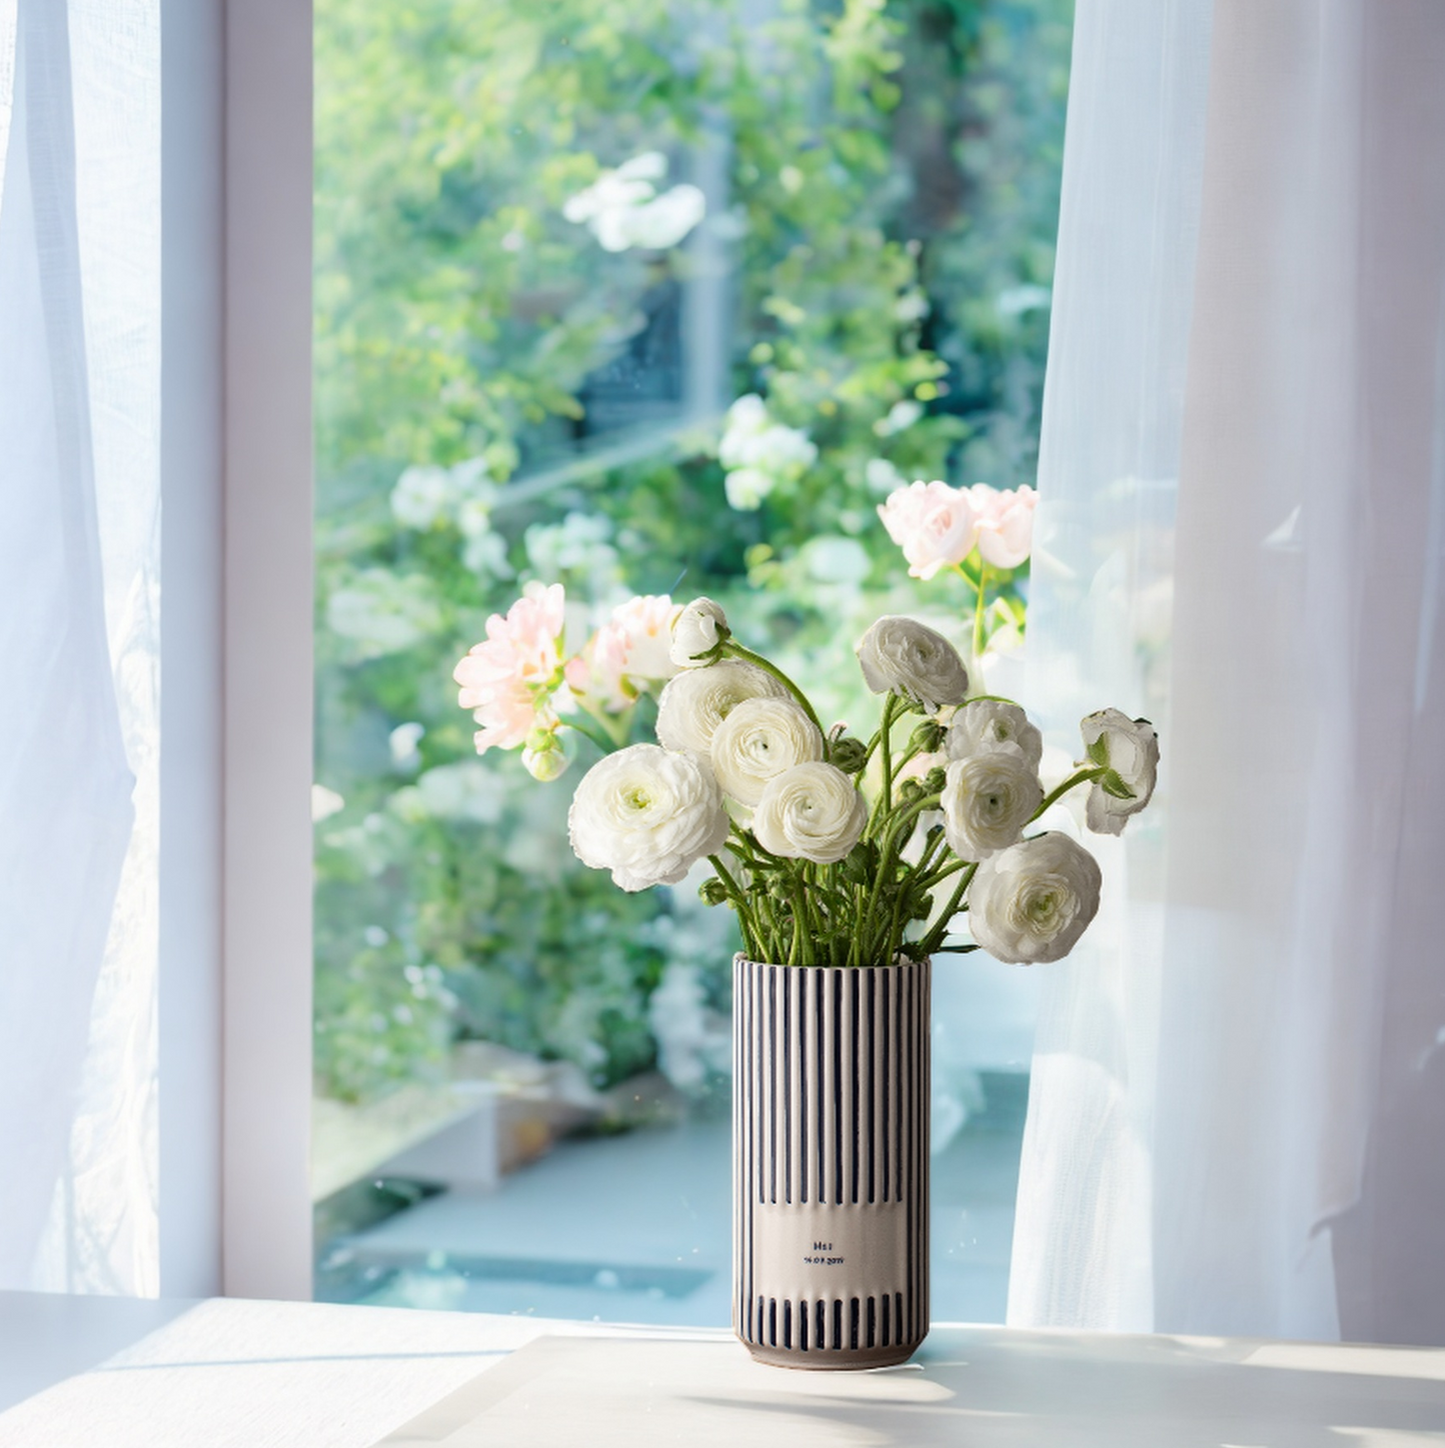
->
[2,1291,1443,1447]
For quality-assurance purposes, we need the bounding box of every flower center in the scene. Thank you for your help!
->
[1025,890,1057,925]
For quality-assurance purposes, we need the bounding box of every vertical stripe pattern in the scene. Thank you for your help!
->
[733,955,931,1365]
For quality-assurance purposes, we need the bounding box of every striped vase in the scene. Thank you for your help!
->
[732,954,930,1369]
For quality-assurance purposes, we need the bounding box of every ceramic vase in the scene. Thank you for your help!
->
[732,954,930,1369]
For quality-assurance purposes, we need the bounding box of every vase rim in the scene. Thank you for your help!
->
[733,952,927,971]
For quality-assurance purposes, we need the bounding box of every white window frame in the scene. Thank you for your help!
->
[159,0,314,1299]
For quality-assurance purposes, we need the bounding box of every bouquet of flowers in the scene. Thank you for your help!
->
[454,592,1157,970]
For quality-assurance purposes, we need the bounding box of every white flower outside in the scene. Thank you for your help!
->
[710,696,824,806]
[562,152,705,253]
[856,616,970,713]
[724,466,775,511]
[967,831,1102,964]
[390,465,455,530]
[753,762,867,863]
[567,744,729,891]
[718,394,818,512]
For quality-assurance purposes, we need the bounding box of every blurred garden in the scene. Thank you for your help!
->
[312,0,1071,1119]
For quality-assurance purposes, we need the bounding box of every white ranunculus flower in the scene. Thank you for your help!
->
[1080,708,1160,836]
[946,699,1043,773]
[671,597,729,668]
[655,659,789,756]
[709,696,824,806]
[753,762,867,863]
[567,744,730,891]
[967,831,1102,964]
[940,747,1043,861]
[856,616,970,713]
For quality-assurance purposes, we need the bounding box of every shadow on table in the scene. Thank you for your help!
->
[382,1325,1445,1447]
[685,1330,1445,1447]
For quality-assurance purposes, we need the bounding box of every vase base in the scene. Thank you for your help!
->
[743,1337,923,1372]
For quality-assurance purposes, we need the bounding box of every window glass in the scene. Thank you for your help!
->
[313,0,1071,1322]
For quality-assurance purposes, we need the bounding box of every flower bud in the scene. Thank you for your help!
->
[829,735,869,774]
[923,765,947,794]
[699,878,730,906]
[522,740,569,782]
[908,720,946,754]
[670,597,730,668]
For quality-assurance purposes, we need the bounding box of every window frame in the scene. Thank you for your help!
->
[159,0,315,1300]
[219,0,315,1299]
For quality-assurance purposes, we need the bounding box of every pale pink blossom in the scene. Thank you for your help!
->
[968,484,1037,569]
[877,481,978,580]
[563,655,593,697]
[454,583,569,753]
[569,595,680,710]
[605,595,680,685]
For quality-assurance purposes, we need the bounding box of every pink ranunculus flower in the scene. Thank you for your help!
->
[454,582,569,753]
[877,480,978,580]
[969,483,1037,570]
[572,594,681,711]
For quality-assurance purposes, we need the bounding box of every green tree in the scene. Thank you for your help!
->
[313,0,1071,1101]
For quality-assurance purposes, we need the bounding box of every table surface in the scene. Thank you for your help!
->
[1,1291,1443,1447]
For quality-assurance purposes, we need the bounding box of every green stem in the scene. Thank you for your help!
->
[917,855,969,890]
[862,791,942,963]
[722,642,825,737]
[1031,766,1107,822]
[877,793,942,861]
[972,562,990,665]
[850,883,866,967]
[911,826,946,882]
[735,828,791,871]
[707,854,759,958]
[916,862,978,959]
[881,874,912,967]
[563,710,622,755]
[867,694,900,838]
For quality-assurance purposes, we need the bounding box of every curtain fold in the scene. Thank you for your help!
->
[1012,0,1445,1343]
[1006,0,1214,1334]
[0,0,159,1294]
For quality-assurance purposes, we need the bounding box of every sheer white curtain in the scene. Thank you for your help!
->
[0,0,160,1294]
[1011,0,1445,1343]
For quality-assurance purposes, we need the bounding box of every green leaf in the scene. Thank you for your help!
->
[1085,736,1110,768]
[839,847,871,886]
[1100,770,1136,801]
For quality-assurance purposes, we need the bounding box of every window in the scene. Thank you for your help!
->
[311,0,1072,1323]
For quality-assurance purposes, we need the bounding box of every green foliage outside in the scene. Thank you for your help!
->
[313,0,1072,1103]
